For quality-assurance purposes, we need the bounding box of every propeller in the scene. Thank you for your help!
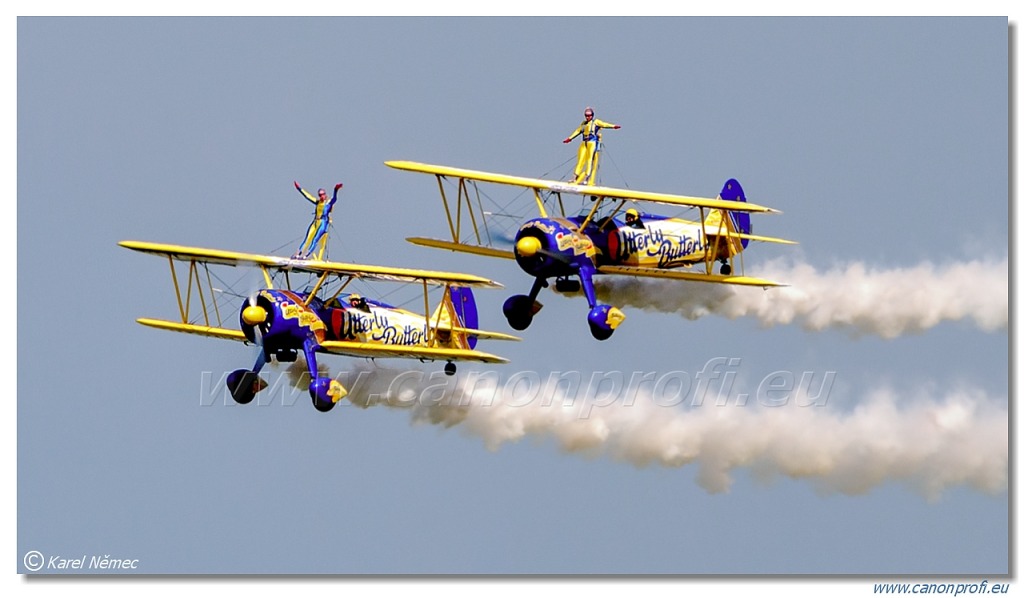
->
[515,235,572,264]
[240,290,273,347]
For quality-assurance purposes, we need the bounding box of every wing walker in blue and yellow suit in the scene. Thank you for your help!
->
[293,181,342,260]
[563,106,621,185]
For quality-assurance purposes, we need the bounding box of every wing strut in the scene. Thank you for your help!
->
[188,261,211,327]
[325,275,354,304]
[422,279,431,345]
[302,271,331,307]
[259,265,274,289]
[204,263,223,326]
[456,179,485,245]
[579,196,605,230]
[436,174,458,241]
[532,189,549,218]
[165,255,222,326]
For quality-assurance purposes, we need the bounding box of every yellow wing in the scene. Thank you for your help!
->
[707,231,799,246]
[597,265,787,287]
[432,325,520,341]
[136,318,249,341]
[137,318,513,362]
[406,237,516,259]
[318,341,510,364]
[386,160,781,214]
[119,240,504,288]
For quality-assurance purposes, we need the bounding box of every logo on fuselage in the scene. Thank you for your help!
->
[617,220,704,268]
[272,291,327,339]
[555,230,596,256]
[333,307,428,346]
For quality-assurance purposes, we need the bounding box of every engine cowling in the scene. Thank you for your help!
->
[513,217,592,277]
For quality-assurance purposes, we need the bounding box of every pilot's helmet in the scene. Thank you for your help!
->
[625,208,639,222]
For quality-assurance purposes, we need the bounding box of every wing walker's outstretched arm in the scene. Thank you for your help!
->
[294,181,318,204]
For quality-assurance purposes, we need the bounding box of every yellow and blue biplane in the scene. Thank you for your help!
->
[386,161,796,340]
[120,241,518,412]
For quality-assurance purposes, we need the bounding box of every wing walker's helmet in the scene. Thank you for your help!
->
[584,107,594,119]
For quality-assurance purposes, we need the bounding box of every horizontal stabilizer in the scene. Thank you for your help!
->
[436,325,521,341]
[706,231,799,245]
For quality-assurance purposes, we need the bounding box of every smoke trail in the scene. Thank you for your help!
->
[336,365,1007,499]
[590,256,1008,338]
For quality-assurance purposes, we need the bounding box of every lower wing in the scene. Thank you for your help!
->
[138,318,511,363]
[597,265,787,287]
[137,318,248,341]
[318,340,509,364]
[407,237,515,260]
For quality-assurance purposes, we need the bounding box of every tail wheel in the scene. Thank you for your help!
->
[444,362,457,376]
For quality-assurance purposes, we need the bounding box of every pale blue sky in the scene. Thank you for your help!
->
[15,15,1009,585]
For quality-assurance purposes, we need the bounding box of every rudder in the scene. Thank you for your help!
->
[450,287,479,349]
[719,178,751,249]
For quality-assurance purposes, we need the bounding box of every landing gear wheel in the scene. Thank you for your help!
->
[227,369,259,405]
[507,313,533,331]
[589,322,614,341]
[308,377,341,413]
[720,263,732,275]
[311,396,336,413]
[586,304,623,341]
[503,295,536,331]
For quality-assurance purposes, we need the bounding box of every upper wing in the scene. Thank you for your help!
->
[119,240,504,288]
[317,341,509,364]
[597,265,787,288]
[385,160,781,214]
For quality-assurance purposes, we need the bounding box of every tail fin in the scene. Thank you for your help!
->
[719,178,752,249]
[450,287,479,349]
[430,287,480,349]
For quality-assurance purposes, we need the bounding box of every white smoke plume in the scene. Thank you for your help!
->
[591,256,1008,338]
[335,365,1007,500]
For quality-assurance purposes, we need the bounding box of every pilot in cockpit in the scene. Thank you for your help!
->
[624,208,645,229]
[348,294,371,313]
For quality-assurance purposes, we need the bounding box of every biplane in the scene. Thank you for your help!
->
[119,241,519,412]
[385,161,796,340]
